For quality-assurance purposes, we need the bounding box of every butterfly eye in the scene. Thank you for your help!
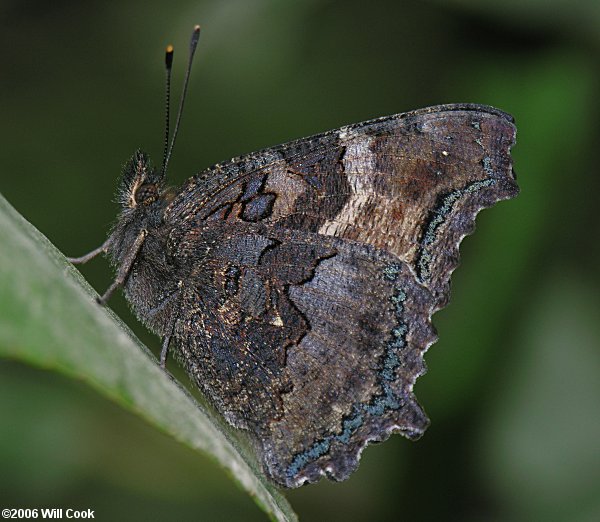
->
[134,183,158,205]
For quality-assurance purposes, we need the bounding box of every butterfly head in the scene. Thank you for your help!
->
[118,149,165,211]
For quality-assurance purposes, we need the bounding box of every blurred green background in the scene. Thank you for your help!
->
[1,0,599,520]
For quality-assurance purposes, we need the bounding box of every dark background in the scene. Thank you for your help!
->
[1,0,599,520]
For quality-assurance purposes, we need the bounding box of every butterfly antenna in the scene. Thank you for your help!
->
[160,44,174,177]
[162,24,201,177]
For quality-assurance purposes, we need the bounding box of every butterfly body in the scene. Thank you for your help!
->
[98,103,517,487]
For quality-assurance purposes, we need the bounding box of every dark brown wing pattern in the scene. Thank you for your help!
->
[164,104,517,487]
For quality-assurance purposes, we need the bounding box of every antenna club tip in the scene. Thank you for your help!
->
[165,45,174,68]
[190,25,201,49]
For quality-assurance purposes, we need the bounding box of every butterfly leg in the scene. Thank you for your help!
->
[160,336,170,368]
[160,292,185,369]
[67,236,113,264]
[97,230,147,305]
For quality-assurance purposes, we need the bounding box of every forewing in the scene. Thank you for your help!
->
[166,104,517,307]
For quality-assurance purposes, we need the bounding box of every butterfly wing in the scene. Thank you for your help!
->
[169,223,436,487]
[165,104,518,487]
[167,104,517,306]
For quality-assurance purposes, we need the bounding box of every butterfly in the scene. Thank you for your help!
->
[69,26,518,488]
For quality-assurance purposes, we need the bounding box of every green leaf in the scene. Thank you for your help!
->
[0,193,297,522]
